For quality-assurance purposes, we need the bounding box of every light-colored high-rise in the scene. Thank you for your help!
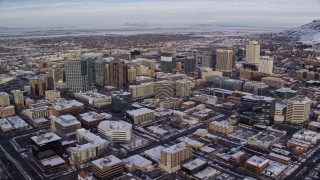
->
[91,155,123,180]
[286,96,311,124]
[159,142,192,173]
[12,90,24,110]
[154,81,175,99]
[258,56,274,74]
[216,49,234,71]
[246,40,261,64]
[176,79,192,97]
[127,66,137,83]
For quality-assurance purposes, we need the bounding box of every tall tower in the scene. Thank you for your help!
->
[286,96,311,124]
[246,40,261,64]
[127,66,137,84]
[12,90,24,110]
[109,59,127,89]
[48,68,65,90]
[160,43,177,73]
[95,59,108,87]
[29,74,48,97]
[65,59,90,93]
[216,49,234,71]
[258,56,274,74]
[202,51,216,68]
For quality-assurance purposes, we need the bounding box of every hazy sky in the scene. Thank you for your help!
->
[0,0,319,28]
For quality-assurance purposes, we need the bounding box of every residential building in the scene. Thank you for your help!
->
[176,79,192,98]
[0,105,15,118]
[216,49,234,71]
[0,92,10,107]
[286,96,311,124]
[45,90,60,101]
[258,56,274,74]
[154,81,175,99]
[209,120,234,134]
[246,40,261,64]
[244,156,269,173]
[29,74,48,97]
[159,142,192,173]
[11,90,24,110]
[129,82,155,100]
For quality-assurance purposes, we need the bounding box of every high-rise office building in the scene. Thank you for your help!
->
[216,49,234,71]
[65,59,90,93]
[160,43,177,73]
[187,49,198,67]
[154,81,175,99]
[30,132,63,160]
[176,79,192,97]
[48,68,65,90]
[95,59,108,87]
[239,95,276,126]
[109,59,127,89]
[286,96,311,124]
[184,57,196,75]
[246,40,261,64]
[243,81,269,96]
[202,51,216,68]
[0,92,10,107]
[91,155,123,180]
[30,74,48,97]
[258,56,274,74]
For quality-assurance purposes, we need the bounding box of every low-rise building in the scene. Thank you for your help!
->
[79,112,112,133]
[52,99,85,116]
[45,90,60,101]
[248,128,286,150]
[127,108,155,125]
[124,155,154,172]
[209,120,234,134]
[75,91,111,109]
[39,156,67,175]
[0,105,15,118]
[91,155,124,180]
[244,155,269,173]
[308,121,320,132]
[268,153,291,165]
[181,158,207,174]
[98,120,132,143]
[23,106,53,120]
[229,151,246,165]
[50,115,81,140]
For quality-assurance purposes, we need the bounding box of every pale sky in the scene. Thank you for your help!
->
[0,0,319,28]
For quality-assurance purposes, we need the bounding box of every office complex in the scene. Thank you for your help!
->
[65,59,90,93]
[50,114,81,140]
[160,43,177,73]
[30,132,63,160]
[91,155,123,180]
[243,81,269,96]
[159,142,192,173]
[48,68,65,90]
[79,111,112,132]
[11,90,24,110]
[239,95,276,126]
[246,40,261,64]
[286,96,311,124]
[98,120,132,143]
[111,91,132,113]
[258,56,274,74]
[216,49,234,71]
[95,59,108,86]
[109,59,127,89]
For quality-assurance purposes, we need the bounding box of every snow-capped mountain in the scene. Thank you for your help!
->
[282,19,320,44]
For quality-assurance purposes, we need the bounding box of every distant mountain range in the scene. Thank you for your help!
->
[281,19,320,44]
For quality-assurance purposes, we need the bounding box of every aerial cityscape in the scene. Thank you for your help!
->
[0,0,320,180]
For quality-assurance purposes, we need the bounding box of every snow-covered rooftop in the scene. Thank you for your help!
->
[98,120,132,131]
[127,108,154,116]
[182,158,207,170]
[92,155,122,169]
[31,132,61,145]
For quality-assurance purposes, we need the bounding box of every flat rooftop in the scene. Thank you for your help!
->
[246,155,269,168]
[92,155,122,169]
[182,158,207,171]
[127,108,154,116]
[98,120,132,131]
[31,132,61,145]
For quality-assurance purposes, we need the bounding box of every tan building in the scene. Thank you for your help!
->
[258,56,274,74]
[127,108,155,125]
[29,74,48,97]
[52,99,85,116]
[261,76,286,89]
[176,79,192,98]
[23,106,53,120]
[0,92,10,107]
[129,82,155,100]
[50,115,81,140]
[75,91,111,109]
[246,40,261,64]
[127,66,137,83]
[109,58,127,89]
[140,59,157,70]
[154,81,175,99]
[45,90,60,101]
[159,142,192,173]
[209,120,234,134]
[216,49,234,71]
[79,112,112,132]
[91,155,123,180]
[0,105,15,118]
[11,90,24,110]
[286,96,311,124]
